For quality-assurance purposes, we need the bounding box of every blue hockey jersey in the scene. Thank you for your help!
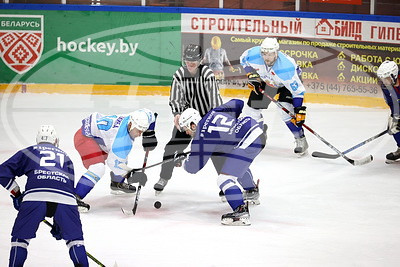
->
[184,99,263,174]
[380,71,400,116]
[0,143,76,205]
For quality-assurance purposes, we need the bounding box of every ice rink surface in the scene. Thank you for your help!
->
[1,93,400,267]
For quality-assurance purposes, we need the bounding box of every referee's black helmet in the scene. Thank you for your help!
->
[183,44,203,61]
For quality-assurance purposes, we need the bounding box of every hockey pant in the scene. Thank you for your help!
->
[159,126,192,180]
[10,201,88,267]
[217,136,264,210]
[74,129,108,199]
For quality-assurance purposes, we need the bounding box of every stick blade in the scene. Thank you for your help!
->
[312,151,340,159]
[121,207,134,216]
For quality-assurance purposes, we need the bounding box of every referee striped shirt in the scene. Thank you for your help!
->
[169,65,223,117]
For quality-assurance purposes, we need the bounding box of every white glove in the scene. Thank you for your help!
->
[388,114,400,135]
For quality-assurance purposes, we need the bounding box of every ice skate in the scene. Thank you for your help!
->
[75,194,90,213]
[154,178,168,195]
[385,147,400,164]
[221,203,250,226]
[244,187,260,205]
[294,136,308,156]
[219,190,227,202]
[110,181,136,195]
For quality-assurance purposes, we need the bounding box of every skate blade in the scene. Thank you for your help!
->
[78,206,89,213]
[385,159,400,164]
[221,217,251,226]
[245,199,260,205]
[295,150,308,157]
[155,190,163,196]
[220,196,227,202]
[110,190,136,195]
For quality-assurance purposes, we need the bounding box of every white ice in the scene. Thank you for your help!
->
[1,93,400,267]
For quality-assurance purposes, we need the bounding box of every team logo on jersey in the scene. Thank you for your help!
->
[0,15,43,74]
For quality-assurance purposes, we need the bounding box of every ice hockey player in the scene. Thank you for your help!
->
[0,125,89,266]
[240,37,308,156]
[74,108,157,212]
[153,44,223,194]
[377,60,400,163]
[178,99,266,226]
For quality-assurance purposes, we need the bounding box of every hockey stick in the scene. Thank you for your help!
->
[312,129,388,159]
[118,151,190,177]
[122,149,150,215]
[42,219,105,267]
[262,91,373,166]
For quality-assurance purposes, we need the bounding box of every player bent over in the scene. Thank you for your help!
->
[179,99,266,225]
[240,37,308,156]
[377,60,400,163]
[0,125,89,266]
[74,108,157,212]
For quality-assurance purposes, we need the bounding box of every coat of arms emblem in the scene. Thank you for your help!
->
[0,15,43,74]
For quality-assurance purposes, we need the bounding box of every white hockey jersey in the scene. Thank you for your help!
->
[240,46,305,99]
[81,112,134,176]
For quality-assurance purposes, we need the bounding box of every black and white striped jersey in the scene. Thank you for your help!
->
[169,64,223,117]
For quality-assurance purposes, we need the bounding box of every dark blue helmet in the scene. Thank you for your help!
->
[183,44,202,61]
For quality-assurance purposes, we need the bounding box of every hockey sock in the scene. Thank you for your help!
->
[224,186,245,210]
[9,237,29,267]
[285,121,304,139]
[218,174,245,209]
[74,172,98,199]
[237,169,256,191]
[67,240,89,267]
[394,132,400,147]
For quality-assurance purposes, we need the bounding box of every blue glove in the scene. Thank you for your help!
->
[50,220,62,240]
[11,193,23,211]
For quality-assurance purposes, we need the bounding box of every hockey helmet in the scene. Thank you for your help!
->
[260,37,279,54]
[36,125,59,147]
[179,108,201,131]
[129,108,155,132]
[183,44,203,61]
[377,60,399,84]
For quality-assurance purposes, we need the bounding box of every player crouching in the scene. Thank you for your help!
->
[178,99,266,226]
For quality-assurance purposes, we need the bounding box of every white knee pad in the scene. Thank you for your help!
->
[241,105,264,123]
[83,163,105,184]
[279,102,294,122]
[217,174,238,192]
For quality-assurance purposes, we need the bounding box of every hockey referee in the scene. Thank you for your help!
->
[153,44,223,193]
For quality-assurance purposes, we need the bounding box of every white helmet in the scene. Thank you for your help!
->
[377,60,398,84]
[261,37,279,54]
[129,108,155,132]
[36,125,59,147]
[179,108,201,130]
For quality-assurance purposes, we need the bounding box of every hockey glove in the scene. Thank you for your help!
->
[142,130,158,151]
[388,114,400,135]
[247,72,266,95]
[11,193,23,211]
[50,220,62,240]
[173,151,189,167]
[127,171,148,186]
[291,106,307,127]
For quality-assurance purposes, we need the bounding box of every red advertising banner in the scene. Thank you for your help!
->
[310,0,362,5]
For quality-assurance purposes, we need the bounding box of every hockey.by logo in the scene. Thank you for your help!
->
[0,15,43,74]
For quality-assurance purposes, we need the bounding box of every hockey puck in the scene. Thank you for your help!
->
[154,201,162,209]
